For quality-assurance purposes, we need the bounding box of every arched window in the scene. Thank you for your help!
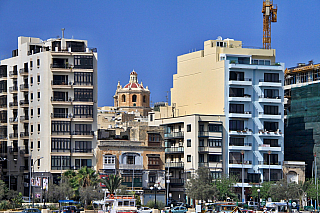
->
[122,95,126,102]
[132,95,137,102]
[143,95,146,103]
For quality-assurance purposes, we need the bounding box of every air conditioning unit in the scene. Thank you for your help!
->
[179,142,183,147]
[68,97,72,102]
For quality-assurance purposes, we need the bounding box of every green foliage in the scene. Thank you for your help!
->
[116,185,130,195]
[303,178,318,199]
[47,176,74,202]
[186,167,217,201]
[79,186,103,209]
[0,200,10,210]
[250,182,273,200]
[101,174,123,195]
[146,200,165,210]
[269,179,304,201]
[214,175,237,201]
[0,180,8,200]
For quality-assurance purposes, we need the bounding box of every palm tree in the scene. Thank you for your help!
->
[101,174,123,195]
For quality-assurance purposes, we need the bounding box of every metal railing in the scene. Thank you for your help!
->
[19,68,28,74]
[165,161,184,168]
[20,116,29,121]
[259,79,282,83]
[72,148,93,153]
[9,86,18,92]
[229,78,252,81]
[20,100,29,105]
[229,160,252,165]
[165,147,184,153]
[9,102,18,107]
[20,84,29,90]
[71,131,94,136]
[259,95,281,99]
[229,142,252,146]
[164,131,184,138]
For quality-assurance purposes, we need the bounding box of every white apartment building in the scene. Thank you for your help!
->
[149,37,285,202]
[0,36,98,197]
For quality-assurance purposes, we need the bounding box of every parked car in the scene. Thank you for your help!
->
[138,207,152,213]
[22,209,41,213]
[165,206,188,213]
[167,199,178,207]
[176,202,192,209]
[62,206,80,213]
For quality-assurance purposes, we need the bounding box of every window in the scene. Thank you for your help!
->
[37,75,40,83]
[104,155,115,164]
[199,139,204,147]
[31,93,33,100]
[150,114,153,122]
[132,95,137,102]
[31,109,33,116]
[208,155,222,162]
[264,73,280,82]
[229,71,244,81]
[187,124,191,132]
[187,155,191,162]
[51,138,71,152]
[31,125,33,132]
[127,155,135,164]
[74,124,92,135]
[38,124,40,132]
[229,120,244,131]
[252,59,271,65]
[74,55,93,69]
[122,95,126,102]
[73,105,93,118]
[229,104,244,113]
[229,88,244,97]
[148,157,160,165]
[74,89,93,102]
[38,108,40,116]
[264,89,279,98]
[264,121,278,132]
[51,156,70,170]
[31,141,33,149]
[51,121,71,134]
[74,141,92,153]
[53,91,68,101]
[216,42,226,47]
[208,124,222,132]
[143,95,146,103]
[263,153,278,165]
[37,92,40,99]
[30,61,33,68]
[187,139,191,147]
[264,105,279,115]
[38,159,41,167]
[264,139,278,147]
[37,59,40,67]
[53,108,68,118]
[75,159,92,169]
[74,72,93,85]
[230,137,244,146]
[38,141,40,149]
[208,139,222,147]
[199,154,204,163]
[148,133,161,146]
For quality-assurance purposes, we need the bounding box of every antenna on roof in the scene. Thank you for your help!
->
[61,28,65,38]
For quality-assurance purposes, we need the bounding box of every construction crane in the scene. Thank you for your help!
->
[262,0,277,49]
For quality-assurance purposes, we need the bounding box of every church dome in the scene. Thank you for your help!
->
[123,70,145,89]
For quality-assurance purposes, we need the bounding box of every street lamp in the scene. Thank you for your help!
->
[268,150,271,182]
[257,188,260,210]
[32,157,43,208]
[150,183,161,209]
[241,150,245,203]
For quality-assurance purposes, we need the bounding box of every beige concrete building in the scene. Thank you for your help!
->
[113,71,151,116]
[149,37,285,202]
[282,161,306,184]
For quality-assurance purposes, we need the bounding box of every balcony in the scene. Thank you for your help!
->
[0,88,7,95]
[119,164,143,170]
[228,95,251,102]
[20,84,29,91]
[164,131,184,138]
[169,178,184,186]
[9,117,18,123]
[51,113,72,120]
[20,100,29,106]
[229,111,252,118]
[148,164,161,170]
[20,116,29,122]
[258,161,282,169]
[165,147,184,153]
[71,131,94,136]
[9,132,18,139]
[165,161,184,168]
[229,142,252,151]
[20,132,29,138]
[259,79,282,87]
[258,144,282,152]
[198,131,222,138]
[50,63,72,71]
[9,86,18,93]
[71,148,93,153]
[229,78,252,86]
[9,102,18,108]
[122,181,142,188]
[9,147,18,153]
[198,162,209,167]
[258,112,281,119]
[258,95,282,103]
[258,129,282,137]
[229,130,252,136]
[229,160,253,168]
[9,71,18,78]
[19,68,28,75]
[51,97,73,105]
[103,163,116,170]
[51,80,72,89]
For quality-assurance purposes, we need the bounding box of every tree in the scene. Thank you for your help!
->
[186,167,217,201]
[269,179,303,202]
[0,180,7,200]
[250,181,273,200]
[101,174,123,195]
[214,174,237,201]
[47,177,74,202]
[303,178,318,200]
[79,186,103,209]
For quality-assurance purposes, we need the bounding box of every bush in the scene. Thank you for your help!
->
[146,200,165,210]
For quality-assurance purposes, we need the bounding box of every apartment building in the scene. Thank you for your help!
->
[149,37,285,202]
[97,123,165,205]
[284,61,320,178]
[0,36,98,197]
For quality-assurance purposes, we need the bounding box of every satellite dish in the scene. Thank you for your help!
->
[217,36,223,40]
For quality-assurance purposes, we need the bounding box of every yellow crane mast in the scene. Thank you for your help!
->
[262,0,277,49]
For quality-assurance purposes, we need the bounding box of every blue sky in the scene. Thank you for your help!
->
[1,0,320,107]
